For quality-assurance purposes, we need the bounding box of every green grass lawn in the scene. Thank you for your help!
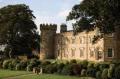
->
[0,69,32,78]
[0,69,95,79]
[16,74,94,79]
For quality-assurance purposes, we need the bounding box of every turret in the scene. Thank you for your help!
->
[60,24,67,33]
[40,24,57,60]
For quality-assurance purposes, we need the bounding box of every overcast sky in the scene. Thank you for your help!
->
[0,0,82,32]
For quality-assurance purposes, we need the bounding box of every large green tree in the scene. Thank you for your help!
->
[0,4,40,58]
[67,0,120,34]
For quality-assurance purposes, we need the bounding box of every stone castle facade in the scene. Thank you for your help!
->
[40,24,120,62]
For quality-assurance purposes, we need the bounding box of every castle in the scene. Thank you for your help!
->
[40,24,120,62]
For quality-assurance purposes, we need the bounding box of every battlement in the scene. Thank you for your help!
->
[40,24,57,31]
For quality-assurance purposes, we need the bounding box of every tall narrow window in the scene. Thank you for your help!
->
[107,48,113,57]
[89,48,94,57]
[72,37,76,44]
[71,48,75,57]
[79,48,84,57]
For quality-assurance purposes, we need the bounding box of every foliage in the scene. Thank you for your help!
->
[107,64,115,78]
[114,66,120,79]
[0,4,39,58]
[96,71,101,79]
[2,59,11,69]
[26,64,33,71]
[67,0,120,35]
[101,69,108,79]
[44,64,57,74]
[81,69,86,76]
[86,65,96,77]
[61,64,73,75]
[57,63,65,74]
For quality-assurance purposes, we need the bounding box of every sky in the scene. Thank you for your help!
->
[0,0,82,32]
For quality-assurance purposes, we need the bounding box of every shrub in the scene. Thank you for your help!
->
[86,67,96,77]
[99,63,109,71]
[2,60,11,69]
[72,64,82,76]
[20,61,28,70]
[15,63,22,70]
[115,66,120,79]
[0,61,3,68]
[61,64,73,75]
[26,64,33,71]
[108,64,115,78]
[86,63,96,77]
[41,61,51,67]
[81,69,86,76]
[8,63,14,70]
[101,69,108,79]
[70,59,77,64]
[57,63,65,74]
[81,60,88,69]
[96,71,102,79]
[29,59,41,67]
[44,64,57,74]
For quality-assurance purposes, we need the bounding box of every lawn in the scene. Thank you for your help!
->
[16,74,95,79]
[0,69,95,79]
[0,69,32,78]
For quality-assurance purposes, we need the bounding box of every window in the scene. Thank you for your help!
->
[79,48,84,57]
[107,48,113,57]
[72,37,76,44]
[79,36,86,44]
[89,48,94,57]
[88,36,93,43]
[71,48,75,57]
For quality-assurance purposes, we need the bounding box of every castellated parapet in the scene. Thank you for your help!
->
[40,24,57,60]
[40,24,57,31]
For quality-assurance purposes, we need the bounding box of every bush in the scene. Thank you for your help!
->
[115,66,120,79]
[2,60,11,69]
[61,64,73,75]
[86,63,96,77]
[57,63,65,74]
[81,69,86,76]
[72,64,82,76]
[86,67,96,77]
[20,60,28,70]
[99,63,109,71]
[96,71,102,79]
[41,61,51,67]
[8,63,14,70]
[101,69,108,79]
[26,64,33,71]
[108,64,115,78]
[15,63,22,70]
[0,61,3,68]
[81,60,88,69]
[70,59,77,64]
[44,64,57,74]
[29,59,41,67]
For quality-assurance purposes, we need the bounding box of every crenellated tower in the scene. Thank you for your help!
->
[40,24,57,60]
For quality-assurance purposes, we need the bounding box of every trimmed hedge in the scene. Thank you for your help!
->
[1,59,120,79]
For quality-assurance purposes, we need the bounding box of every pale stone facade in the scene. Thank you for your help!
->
[40,24,120,62]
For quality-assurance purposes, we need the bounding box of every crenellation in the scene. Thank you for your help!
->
[40,24,57,31]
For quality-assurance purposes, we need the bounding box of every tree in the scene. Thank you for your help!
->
[67,0,120,35]
[0,4,40,58]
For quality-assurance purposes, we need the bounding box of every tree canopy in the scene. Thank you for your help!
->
[0,4,40,58]
[67,0,120,34]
